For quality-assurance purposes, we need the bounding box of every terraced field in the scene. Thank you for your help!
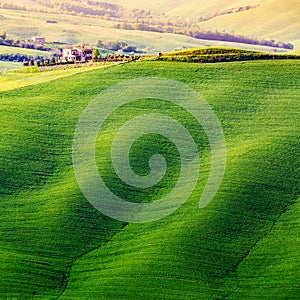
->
[0,59,299,299]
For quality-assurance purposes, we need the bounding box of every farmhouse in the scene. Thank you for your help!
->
[61,46,93,62]
[31,37,46,44]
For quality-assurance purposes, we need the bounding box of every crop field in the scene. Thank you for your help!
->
[0,59,299,299]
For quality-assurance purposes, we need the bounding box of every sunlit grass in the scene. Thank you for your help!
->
[0,59,299,299]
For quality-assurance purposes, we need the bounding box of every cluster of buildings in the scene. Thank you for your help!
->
[31,36,94,62]
[30,36,138,64]
[60,46,93,62]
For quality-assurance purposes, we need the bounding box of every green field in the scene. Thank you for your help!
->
[0,60,22,70]
[0,45,50,57]
[0,63,114,91]
[0,59,299,299]
[0,45,51,71]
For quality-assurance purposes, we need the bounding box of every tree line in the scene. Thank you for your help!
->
[114,21,293,50]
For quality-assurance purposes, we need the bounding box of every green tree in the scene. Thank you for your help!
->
[93,49,100,59]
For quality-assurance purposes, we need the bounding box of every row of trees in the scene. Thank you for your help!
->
[97,40,138,52]
[26,0,150,19]
[22,53,140,67]
[0,53,46,63]
[198,5,258,22]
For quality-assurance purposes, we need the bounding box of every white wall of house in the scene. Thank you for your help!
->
[32,37,46,44]
[61,47,92,62]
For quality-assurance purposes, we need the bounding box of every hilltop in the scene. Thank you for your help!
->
[150,47,300,63]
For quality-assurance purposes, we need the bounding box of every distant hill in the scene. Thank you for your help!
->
[108,0,300,48]
[108,0,262,16]
[1,0,299,51]
[1,8,293,54]
[197,0,300,49]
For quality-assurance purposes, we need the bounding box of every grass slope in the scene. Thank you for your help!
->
[0,60,299,299]
[0,45,50,57]
[108,0,262,15]
[151,47,300,63]
[0,60,22,70]
[0,63,113,92]
[199,0,300,48]
[231,196,300,299]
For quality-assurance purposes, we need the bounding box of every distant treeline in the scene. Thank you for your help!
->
[198,5,259,22]
[0,53,46,63]
[0,0,149,19]
[97,40,138,52]
[115,23,294,50]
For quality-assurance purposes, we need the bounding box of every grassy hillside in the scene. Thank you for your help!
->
[288,49,300,55]
[108,0,262,15]
[122,0,299,35]
[151,47,300,63]
[0,59,299,299]
[0,45,50,57]
[199,0,300,48]
[0,8,239,53]
[0,6,296,53]
[0,60,22,70]
[0,63,113,91]
[109,0,300,48]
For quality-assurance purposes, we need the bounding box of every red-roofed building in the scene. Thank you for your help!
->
[61,46,93,62]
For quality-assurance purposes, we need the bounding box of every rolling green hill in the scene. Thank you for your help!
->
[0,59,299,299]
[151,47,300,63]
